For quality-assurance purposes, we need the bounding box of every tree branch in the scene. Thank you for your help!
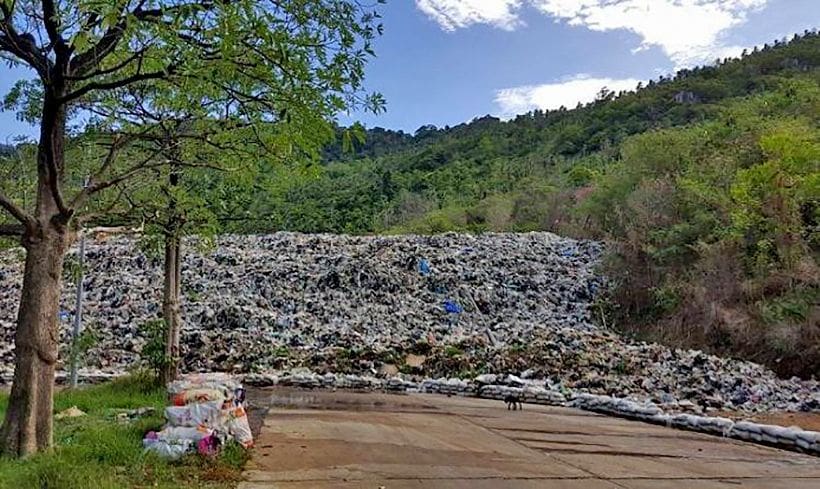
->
[66,46,149,81]
[0,223,24,236]
[0,5,51,77]
[60,66,174,103]
[68,1,147,75]
[42,0,70,61]
[68,132,139,210]
[68,0,218,76]
[46,172,71,217]
[0,191,33,225]
[76,184,129,224]
[83,140,177,196]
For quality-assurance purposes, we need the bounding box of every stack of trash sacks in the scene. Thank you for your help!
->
[143,373,254,460]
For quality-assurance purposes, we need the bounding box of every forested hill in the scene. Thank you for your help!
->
[325,30,818,165]
[237,32,819,378]
[255,32,819,234]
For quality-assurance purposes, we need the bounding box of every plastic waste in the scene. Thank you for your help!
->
[560,246,576,257]
[152,373,254,454]
[443,300,462,314]
[418,259,431,276]
[165,401,222,427]
[233,387,246,405]
[55,406,86,419]
[168,373,242,395]
[155,425,214,443]
[197,434,221,457]
[222,405,254,448]
[171,388,226,406]
[143,432,194,461]
[114,407,155,423]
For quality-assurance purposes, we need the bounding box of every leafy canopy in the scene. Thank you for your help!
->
[0,0,384,225]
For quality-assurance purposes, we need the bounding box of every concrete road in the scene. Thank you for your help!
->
[240,388,820,488]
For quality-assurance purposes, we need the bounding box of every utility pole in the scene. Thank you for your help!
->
[69,230,85,388]
[70,176,90,388]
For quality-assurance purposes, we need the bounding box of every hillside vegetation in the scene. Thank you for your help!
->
[234,33,820,378]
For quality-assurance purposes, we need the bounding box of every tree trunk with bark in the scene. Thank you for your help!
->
[160,234,182,385]
[1,98,69,457]
[160,165,182,385]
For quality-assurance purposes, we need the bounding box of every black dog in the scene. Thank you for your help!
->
[504,394,522,411]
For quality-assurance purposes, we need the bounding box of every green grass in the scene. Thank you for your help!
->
[0,374,249,489]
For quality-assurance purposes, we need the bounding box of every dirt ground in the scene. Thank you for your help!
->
[731,412,820,431]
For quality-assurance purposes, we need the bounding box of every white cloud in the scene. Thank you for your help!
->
[672,44,749,68]
[415,0,523,31]
[494,75,642,116]
[532,0,767,67]
[416,0,769,68]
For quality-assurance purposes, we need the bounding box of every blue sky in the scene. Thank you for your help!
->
[1,0,818,140]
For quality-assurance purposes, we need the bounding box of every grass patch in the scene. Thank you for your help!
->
[0,374,249,489]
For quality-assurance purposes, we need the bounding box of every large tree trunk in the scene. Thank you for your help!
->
[1,95,69,456]
[0,227,68,456]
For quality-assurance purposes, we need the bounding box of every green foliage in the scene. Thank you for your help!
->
[140,319,170,381]
[233,33,819,239]
[729,120,819,270]
[0,0,387,243]
[757,286,816,325]
[65,322,100,374]
[62,253,84,283]
[613,359,630,375]
[270,346,291,359]
[567,166,597,187]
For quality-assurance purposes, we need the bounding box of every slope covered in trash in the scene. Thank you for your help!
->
[0,232,602,371]
[0,232,817,414]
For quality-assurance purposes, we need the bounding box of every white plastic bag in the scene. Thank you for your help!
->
[143,438,193,460]
[143,430,198,460]
[156,425,214,443]
[165,401,223,427]
[221,405,254,448]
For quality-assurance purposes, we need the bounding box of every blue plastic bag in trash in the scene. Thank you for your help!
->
[443,300,463,314]
[418,259,431,276]
[560,247,576,258]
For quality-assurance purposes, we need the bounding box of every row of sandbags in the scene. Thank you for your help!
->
[143,373,253,460]
[571,393,820,454]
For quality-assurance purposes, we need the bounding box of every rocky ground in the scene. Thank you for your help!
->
[0,232,817,414]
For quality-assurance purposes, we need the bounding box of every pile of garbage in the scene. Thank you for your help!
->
[143,373,253,460]
[0,232,602,372]
[408,328,820,413]
[0,232,817,414]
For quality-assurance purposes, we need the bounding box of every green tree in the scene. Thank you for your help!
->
[0,0,383,457]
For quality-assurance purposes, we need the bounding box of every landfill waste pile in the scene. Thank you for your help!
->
[0,232,602,370]
[0,232,817,414]
[143,373,253,460]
